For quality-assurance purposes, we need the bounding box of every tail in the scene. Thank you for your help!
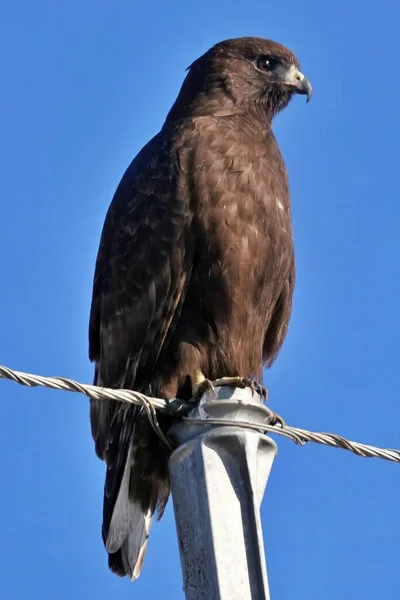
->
[99,408,172,579]
[103,437,153,579]
[91,364,172,578]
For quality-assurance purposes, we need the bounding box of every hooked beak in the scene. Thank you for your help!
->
[281,64,312,102]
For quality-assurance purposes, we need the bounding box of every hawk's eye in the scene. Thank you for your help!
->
[256,56,279,72]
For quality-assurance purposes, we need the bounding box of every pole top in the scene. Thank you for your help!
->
[168,384,275,447]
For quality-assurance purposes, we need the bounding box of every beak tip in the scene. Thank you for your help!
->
[305,83,312,103]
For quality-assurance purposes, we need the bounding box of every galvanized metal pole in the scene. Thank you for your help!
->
[168,385,277,600]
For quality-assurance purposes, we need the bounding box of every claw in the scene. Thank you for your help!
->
[192,378,216,402]
[257,383,268,401]
[270,412,286,428]
[240,377,255,395]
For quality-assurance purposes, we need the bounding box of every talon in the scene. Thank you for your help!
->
[194,379,215,401]
[190,369,216,402]
[270,412,286,428]
[256,383,268,400]
[241,378,255,395]
[250,380,268,400]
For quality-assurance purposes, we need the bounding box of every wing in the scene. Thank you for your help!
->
[262,139,296,367]
[88,130,193,575]
[262,258,295,366]
[89,130,191,446]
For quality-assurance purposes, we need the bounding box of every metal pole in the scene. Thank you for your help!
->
[168,385,277,600]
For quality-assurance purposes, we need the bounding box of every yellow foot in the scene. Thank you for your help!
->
[190,371,268,402]
[190,369,215,402]
[211,377,268,399]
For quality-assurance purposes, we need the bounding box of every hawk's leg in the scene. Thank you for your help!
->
[190,369,215,402]
[211,376,268,400]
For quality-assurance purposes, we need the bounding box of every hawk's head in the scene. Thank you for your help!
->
[166,37,311,122]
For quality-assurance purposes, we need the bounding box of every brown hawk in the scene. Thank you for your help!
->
[89,36,311,578]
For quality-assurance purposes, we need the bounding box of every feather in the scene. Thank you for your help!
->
[105,438,153,579]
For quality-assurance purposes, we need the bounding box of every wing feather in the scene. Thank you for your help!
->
[88,130,193,577]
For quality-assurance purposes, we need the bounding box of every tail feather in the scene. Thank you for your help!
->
[104,438,154,579]
[92,370,172,578]
[120,510,152,580]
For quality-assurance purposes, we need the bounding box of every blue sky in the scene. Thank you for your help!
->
[1,1,399,598]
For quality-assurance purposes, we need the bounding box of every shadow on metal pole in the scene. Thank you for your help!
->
[168,385,277,600]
